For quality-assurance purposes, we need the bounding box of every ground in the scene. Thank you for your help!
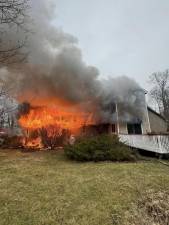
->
[0,149,169,225]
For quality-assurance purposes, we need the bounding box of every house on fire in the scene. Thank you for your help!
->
[84,88,169,154]
[117,89,169,154]
[87,89,167,135]
[115,105,167,135]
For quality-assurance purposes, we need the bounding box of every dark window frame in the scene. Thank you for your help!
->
[127,123,142,134]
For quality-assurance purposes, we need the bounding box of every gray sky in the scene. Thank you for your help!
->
[53,0,169,89]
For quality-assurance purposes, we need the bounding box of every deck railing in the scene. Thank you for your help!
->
[119,134,169,154]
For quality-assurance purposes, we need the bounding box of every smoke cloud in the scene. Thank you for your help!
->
[0,0,146,123]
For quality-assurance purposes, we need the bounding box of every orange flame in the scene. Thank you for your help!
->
[19,106,93,131]
[19,104,94,148]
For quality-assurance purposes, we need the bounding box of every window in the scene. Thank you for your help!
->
[127,123,142,134]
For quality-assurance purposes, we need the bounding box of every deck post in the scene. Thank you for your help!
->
[116,103,120,134]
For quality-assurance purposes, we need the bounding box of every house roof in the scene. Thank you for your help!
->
[147,106,166,121]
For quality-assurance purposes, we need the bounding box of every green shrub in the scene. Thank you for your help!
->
[64,134,138,162]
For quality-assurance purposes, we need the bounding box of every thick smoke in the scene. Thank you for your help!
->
[99,77,146,123]
[0,0,146,123]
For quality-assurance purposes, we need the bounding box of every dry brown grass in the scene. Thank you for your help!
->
[0,149,169,225]
[125,190,169,225]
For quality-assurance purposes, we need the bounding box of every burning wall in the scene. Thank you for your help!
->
[18,104,94,133]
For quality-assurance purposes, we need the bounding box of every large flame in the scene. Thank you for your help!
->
[19,103,94,148]
[19,106,94,131]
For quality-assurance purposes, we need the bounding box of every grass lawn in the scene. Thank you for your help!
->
[0,149,169,225]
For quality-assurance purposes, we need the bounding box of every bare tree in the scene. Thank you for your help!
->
[0,0,29,65]
[39,126,70,149]
[0,83,18,128]
[149,69,169,122]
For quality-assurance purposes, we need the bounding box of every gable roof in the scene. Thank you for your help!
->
[147,106,166,121]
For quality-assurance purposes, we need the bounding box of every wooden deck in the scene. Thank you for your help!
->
[119,134,169,154]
